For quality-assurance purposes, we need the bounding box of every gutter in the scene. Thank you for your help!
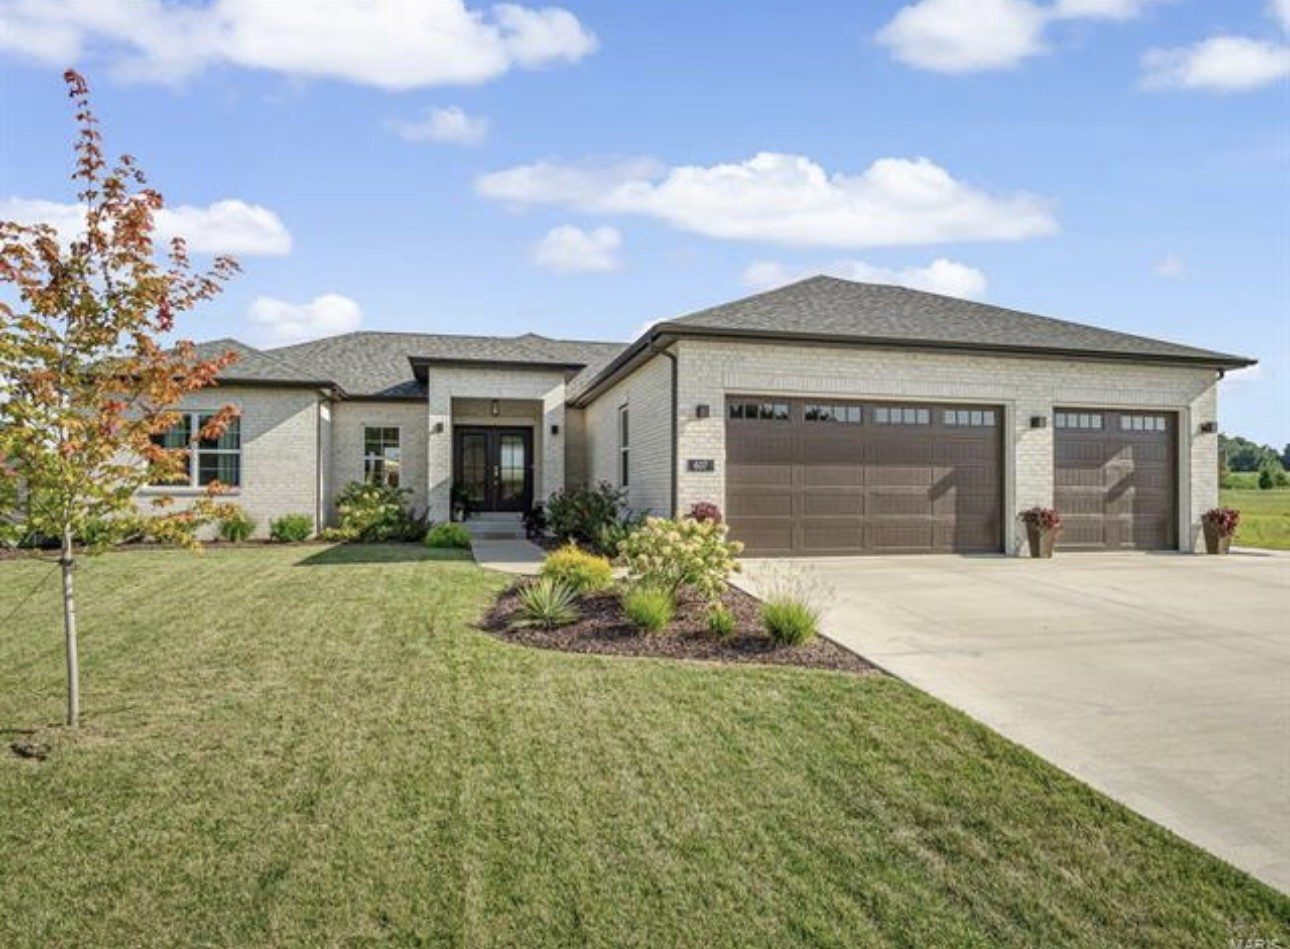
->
[647,340,679,518]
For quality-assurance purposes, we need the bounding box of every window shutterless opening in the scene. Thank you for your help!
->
[618,404,630,487]
[149,411,241,487]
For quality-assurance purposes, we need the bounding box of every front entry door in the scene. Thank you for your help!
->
[454,427,534,513]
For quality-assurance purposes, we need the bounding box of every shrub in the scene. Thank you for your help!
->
[546,482,627,553]
[756,565,830,647]
[523,503,547,539]
[514,577,580,629]
[217,506,257,542]
[1019,507,1062,531]
[1278,469,1290,488]
[1258,466,1276,490]
[706,602,736,638]
[1202,507,1241,538]
[425,523,471,549]
[621,584,675,633]
[595,509,648,560]
[618,516,743,602]
[541,544,613,593]
[269,514,313,543]
[688,501,722,524]
[335,480,416,542]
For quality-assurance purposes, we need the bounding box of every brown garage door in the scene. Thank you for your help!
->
[725,398,1003,555]
[1054,409,1177,550]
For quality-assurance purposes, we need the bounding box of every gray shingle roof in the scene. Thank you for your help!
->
[194,338,326,385]
[265,331,626,399]
[660,276,1253,365]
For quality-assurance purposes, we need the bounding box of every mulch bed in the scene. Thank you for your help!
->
[480,583,877,675]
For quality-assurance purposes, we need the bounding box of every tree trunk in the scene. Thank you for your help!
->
[60,528,80,728]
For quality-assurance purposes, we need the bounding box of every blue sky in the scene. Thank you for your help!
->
[0,0,1286,443]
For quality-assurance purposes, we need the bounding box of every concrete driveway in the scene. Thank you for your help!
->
[736,551,1290,893]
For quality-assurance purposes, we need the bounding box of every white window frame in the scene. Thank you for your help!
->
[149,410,242,488]
[363,425,402,487]
[618,404,630,488]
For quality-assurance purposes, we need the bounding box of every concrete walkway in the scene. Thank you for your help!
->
[736,551,1290,893]
[471,538,545,575]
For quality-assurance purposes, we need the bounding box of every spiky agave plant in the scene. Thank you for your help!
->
[513,577,580,629]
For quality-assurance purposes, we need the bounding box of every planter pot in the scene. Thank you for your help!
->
[1026,524,1058,559]
[1203,522,1232,555]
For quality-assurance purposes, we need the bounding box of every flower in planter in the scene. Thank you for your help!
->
[1019,507,1062,531]
[1202,507,1241,538]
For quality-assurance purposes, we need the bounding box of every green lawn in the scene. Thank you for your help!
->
[1,546,1284,946]
[1221,486,1290,549]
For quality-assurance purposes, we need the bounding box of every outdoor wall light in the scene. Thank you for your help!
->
[490,399,500,417]
[695,403,711,418]
[431,422,444,434]
[551,424,560,436]
[1200,421,1218,433]
[1030,415,1048,429]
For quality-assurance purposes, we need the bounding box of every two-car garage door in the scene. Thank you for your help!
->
[725,397,1003,555]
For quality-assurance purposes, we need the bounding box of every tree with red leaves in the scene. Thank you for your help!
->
[0,71,240,727]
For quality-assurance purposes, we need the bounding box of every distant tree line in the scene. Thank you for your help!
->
[1219,434,1289,490]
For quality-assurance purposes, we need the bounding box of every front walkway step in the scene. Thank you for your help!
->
[461,515,527,541]
[471,538,545,575]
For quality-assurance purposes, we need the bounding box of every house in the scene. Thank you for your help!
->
[149,276,1254,555]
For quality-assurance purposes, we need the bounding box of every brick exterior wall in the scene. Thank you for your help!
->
[328,400,429,520]
[584,351,673,516]
[665,339,1219,554]
[136,385,324,538]
[426,367,567,522]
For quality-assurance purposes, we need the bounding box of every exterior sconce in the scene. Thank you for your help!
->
[431,422,444,434]
[695,404,711,418]
[1200,421,1218,434]
[1030,415,1048,429]
[490,399,500,417]
[550,424,560,436]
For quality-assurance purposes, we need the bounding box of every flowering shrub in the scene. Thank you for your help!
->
[1202,507,1241,538]
[546,481,628,554]
[618,516,743,602]
[335,480,418,542]
[688,501,722,524]
[541,544,614,593]
[1019,507,1062,531]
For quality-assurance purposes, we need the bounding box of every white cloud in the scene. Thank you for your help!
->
[248,294,362,345]
[742,258,988,299]
[1141,0,1290,92]
[0,0,597,90]
[386,106,489,145]
[0,196,292,256]
[1273,0,1290,33]
[1142,36,1290,91]
[477,152,1057,249]
[1153,254,1184,278]
[876,0,1159,73]
[531,225,621,272]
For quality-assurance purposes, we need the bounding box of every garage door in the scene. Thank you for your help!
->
[1053,409,1177,550]
[725,398,1003,555]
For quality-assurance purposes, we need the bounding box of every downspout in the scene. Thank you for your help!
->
[648,339,679,518]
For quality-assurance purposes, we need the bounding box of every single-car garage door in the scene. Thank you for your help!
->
[1054,408,1177,550]
[725,397,1002,555]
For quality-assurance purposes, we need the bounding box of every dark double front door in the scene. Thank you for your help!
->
[454,427,533,513]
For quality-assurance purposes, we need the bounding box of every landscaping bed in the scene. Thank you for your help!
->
[480,582,876,675]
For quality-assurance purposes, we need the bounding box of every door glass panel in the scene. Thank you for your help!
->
[460,434,487,505]
[498,435,526,504]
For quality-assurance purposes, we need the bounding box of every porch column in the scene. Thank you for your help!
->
[427,384,452,523]
[539,383,566,505]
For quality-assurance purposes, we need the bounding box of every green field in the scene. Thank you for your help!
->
[1,546,1285,947]
[1220,484,1290,550]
